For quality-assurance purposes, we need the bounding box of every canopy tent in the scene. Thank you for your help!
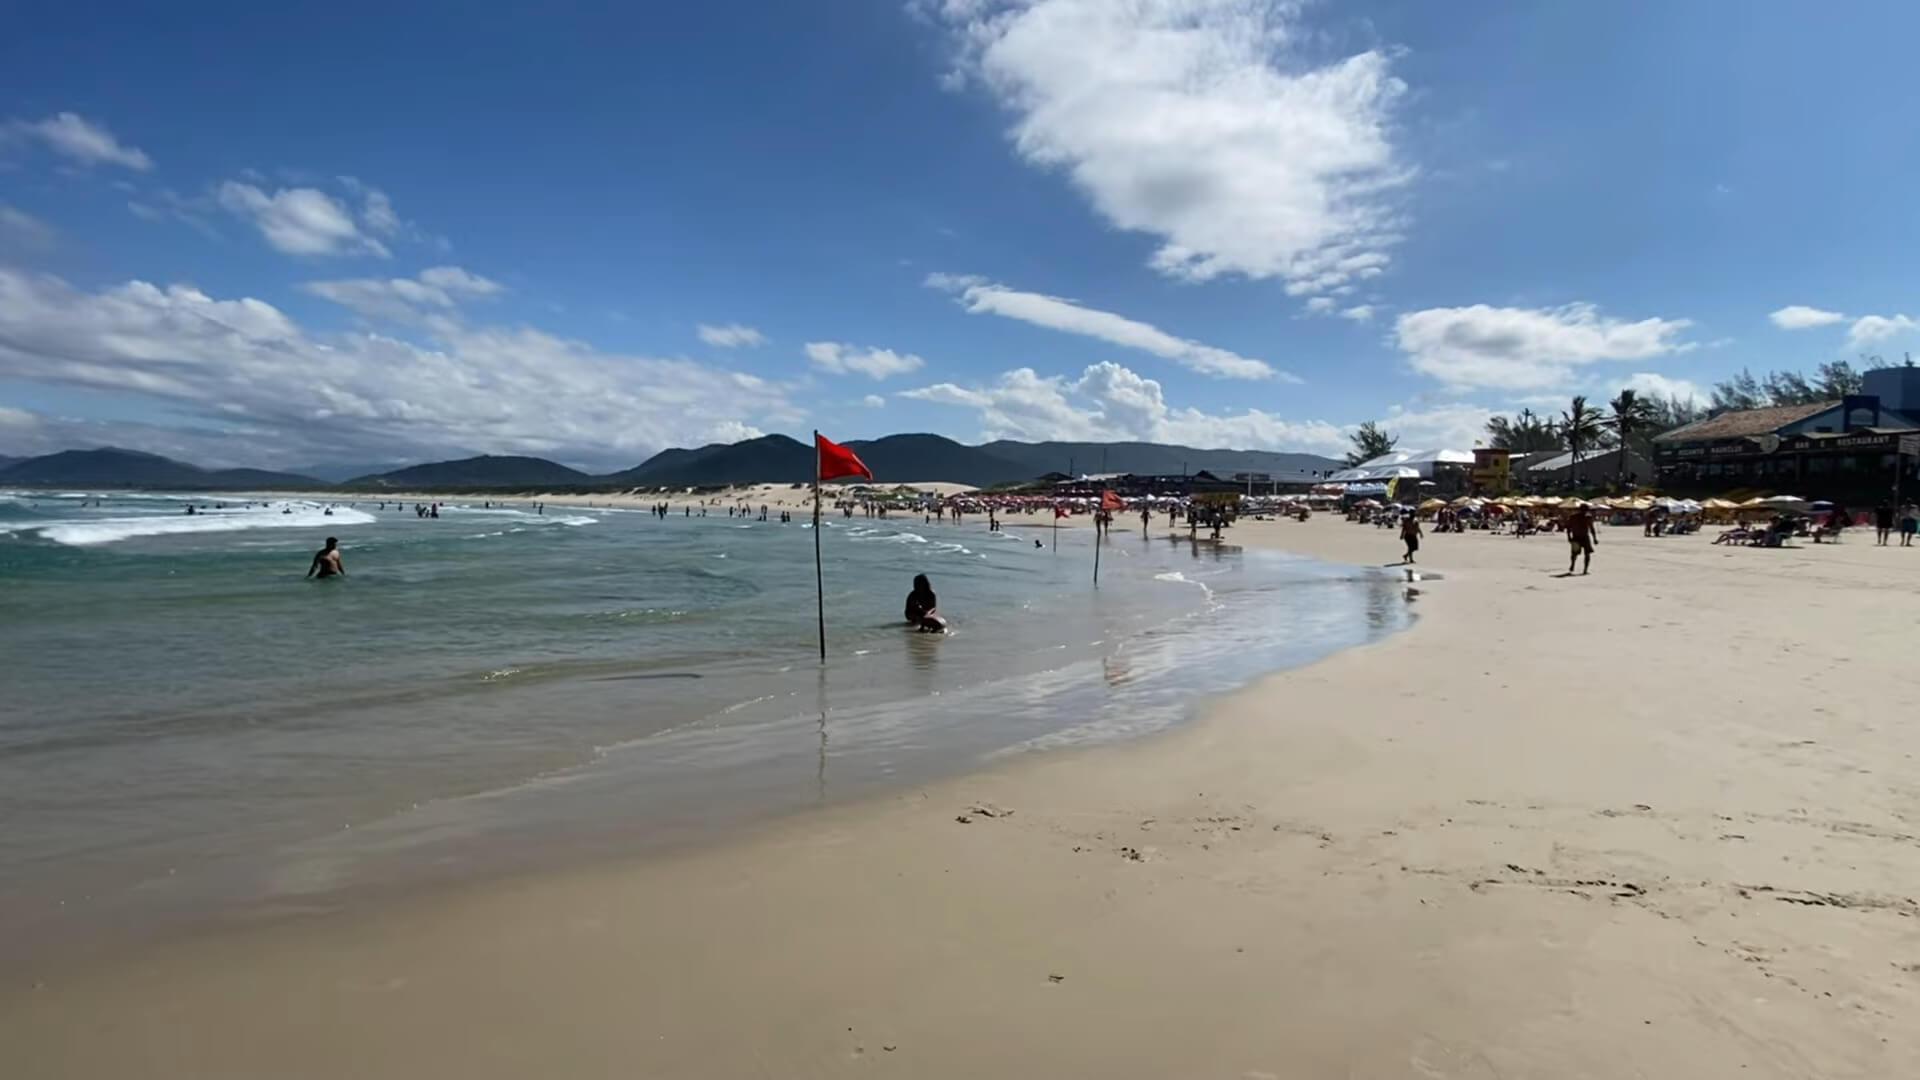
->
[1323,448,1474,484]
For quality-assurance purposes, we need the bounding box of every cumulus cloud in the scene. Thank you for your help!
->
[901,360,1351,453]
[0,268,796,470]
[217,181,392,258]
[1304,297,1336,315]
[1619,371,1706,405]
[697,322,769,348]
[805,341,926,379]
[1769,304,1846,330]
[5,112,152,170]
[862,394,887,408]
[1338,305,1375,323]
[926,272,1283,381]
[1847,313,1917,349]
[1393,302,1694,391]
[924,0,1410,291]
[301,266,504,321]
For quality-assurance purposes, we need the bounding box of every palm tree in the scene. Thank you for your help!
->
[1608,388,1656,484]
[1561,395,1604,488]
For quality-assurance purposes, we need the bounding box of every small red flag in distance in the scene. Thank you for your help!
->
[1099,489,1125,511]
[815,432,873,482]
[1054,506,1069,518]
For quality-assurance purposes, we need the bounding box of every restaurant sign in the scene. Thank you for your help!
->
[1783,432,1899,454]
[1666,439,1757,459]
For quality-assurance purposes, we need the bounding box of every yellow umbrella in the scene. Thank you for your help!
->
[1418,497,1447,511]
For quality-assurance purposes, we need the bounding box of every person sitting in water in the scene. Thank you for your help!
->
[307,537,345,579]
[904,573,945,633]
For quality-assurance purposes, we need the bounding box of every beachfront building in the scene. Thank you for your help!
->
[1652,366,1920,498]
[1323,449,1476,496]
[1513,448,1656,492]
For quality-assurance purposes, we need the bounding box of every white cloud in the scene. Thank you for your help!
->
[0,268,796,470]
[925,0,1410,291]
[902,360,1352,453]
[1304,297,1336,315]
[1769,304,1845,330]
[926,272,1284,381]
[416,265,502,296]
[216,182,391,258]
[1847,314,1917,349]
[361,190,400,235]
[6,112,152,170]
[0,203,56,252]
[805,341,926,379]
[1619,371,1706,405]
[1338,305,1375,323]
[697,323,769,348]
[1394,302,1694,391]
[301,266,503,321]
[862,394,887,408]
[705,420,767,443]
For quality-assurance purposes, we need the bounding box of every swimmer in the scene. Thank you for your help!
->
[307,536,345,579]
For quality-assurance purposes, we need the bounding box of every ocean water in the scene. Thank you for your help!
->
[0,491,1411,963]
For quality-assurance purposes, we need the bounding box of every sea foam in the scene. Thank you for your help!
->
[26,502,376,546]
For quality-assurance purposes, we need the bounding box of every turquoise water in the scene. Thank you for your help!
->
[1,490,1410,961]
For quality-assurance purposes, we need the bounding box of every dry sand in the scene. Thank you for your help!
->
[6,517,1918,1078]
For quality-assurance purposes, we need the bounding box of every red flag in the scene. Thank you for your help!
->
[1099,489,1126,511]
[815,432,872,482]
[1054,506,1069,519]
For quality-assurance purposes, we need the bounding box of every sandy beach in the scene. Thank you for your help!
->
[6,515,1916,1078]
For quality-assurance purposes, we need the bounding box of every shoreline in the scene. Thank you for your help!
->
[5,517,1916,1077]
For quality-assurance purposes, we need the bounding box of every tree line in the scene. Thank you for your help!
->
[1344,359,1888,485]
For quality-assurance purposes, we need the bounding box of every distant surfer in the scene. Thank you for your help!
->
[307,537,345,579]
[904,573,946,633]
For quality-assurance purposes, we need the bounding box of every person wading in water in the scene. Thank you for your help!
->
[307,537,345,579]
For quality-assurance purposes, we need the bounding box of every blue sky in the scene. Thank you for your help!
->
[3,0,1918,470]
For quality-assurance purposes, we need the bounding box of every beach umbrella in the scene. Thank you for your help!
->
[1419,497,1447,510]
[1760,495,1809,509]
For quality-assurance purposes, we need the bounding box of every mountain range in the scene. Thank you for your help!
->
[0,448,320,490]
[0,436,1341,492]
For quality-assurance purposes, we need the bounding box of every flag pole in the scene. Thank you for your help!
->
[1052,507,1058,551]
[1093,514,1102,586]
[814,431,826,663]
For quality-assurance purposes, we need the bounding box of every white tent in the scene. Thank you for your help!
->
[1324,448,1474,484]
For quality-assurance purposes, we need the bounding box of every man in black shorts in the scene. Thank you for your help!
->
[1566,507,1597,575]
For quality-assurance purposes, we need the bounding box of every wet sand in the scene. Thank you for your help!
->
[6,516,1917,1078]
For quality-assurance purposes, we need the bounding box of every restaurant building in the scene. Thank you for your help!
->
[1652,366,1920,498]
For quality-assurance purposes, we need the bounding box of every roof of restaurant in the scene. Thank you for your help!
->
[1652,400,1837,443]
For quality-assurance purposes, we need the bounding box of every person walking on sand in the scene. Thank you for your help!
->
[307,537,345,579]
[1399,511,1422,564]
[1902,502,1919,547]
[1566,505,1598,575]
[1875,502,1894,546]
